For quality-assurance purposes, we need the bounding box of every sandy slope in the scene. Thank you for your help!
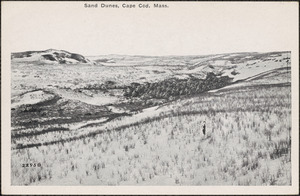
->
[11,90,55,108]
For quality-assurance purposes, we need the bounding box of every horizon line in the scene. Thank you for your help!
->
[11,49,291,57]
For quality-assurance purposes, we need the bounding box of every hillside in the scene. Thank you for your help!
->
[11,49,98,65]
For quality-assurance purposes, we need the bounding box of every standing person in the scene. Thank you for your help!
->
[202,121,206,135]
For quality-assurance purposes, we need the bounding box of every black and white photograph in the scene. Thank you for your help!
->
[1,1,299,195]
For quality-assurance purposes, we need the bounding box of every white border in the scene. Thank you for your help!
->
[1,1,299,195]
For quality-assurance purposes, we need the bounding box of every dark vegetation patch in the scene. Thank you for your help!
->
[124,73,232,100]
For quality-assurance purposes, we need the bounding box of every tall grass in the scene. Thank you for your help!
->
[11,85,291,185]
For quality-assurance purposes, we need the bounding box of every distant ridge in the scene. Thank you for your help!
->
[11,49,98,65]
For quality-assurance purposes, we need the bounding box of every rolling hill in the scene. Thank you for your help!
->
[11,49,98,65]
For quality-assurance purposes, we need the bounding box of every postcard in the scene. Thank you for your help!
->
[1,1,299,195]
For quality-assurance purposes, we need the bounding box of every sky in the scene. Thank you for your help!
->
[2,2,298,56]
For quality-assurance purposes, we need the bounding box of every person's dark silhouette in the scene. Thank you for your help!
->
[202,121,206,135]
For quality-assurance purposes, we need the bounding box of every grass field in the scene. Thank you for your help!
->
[11,83,291,185]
